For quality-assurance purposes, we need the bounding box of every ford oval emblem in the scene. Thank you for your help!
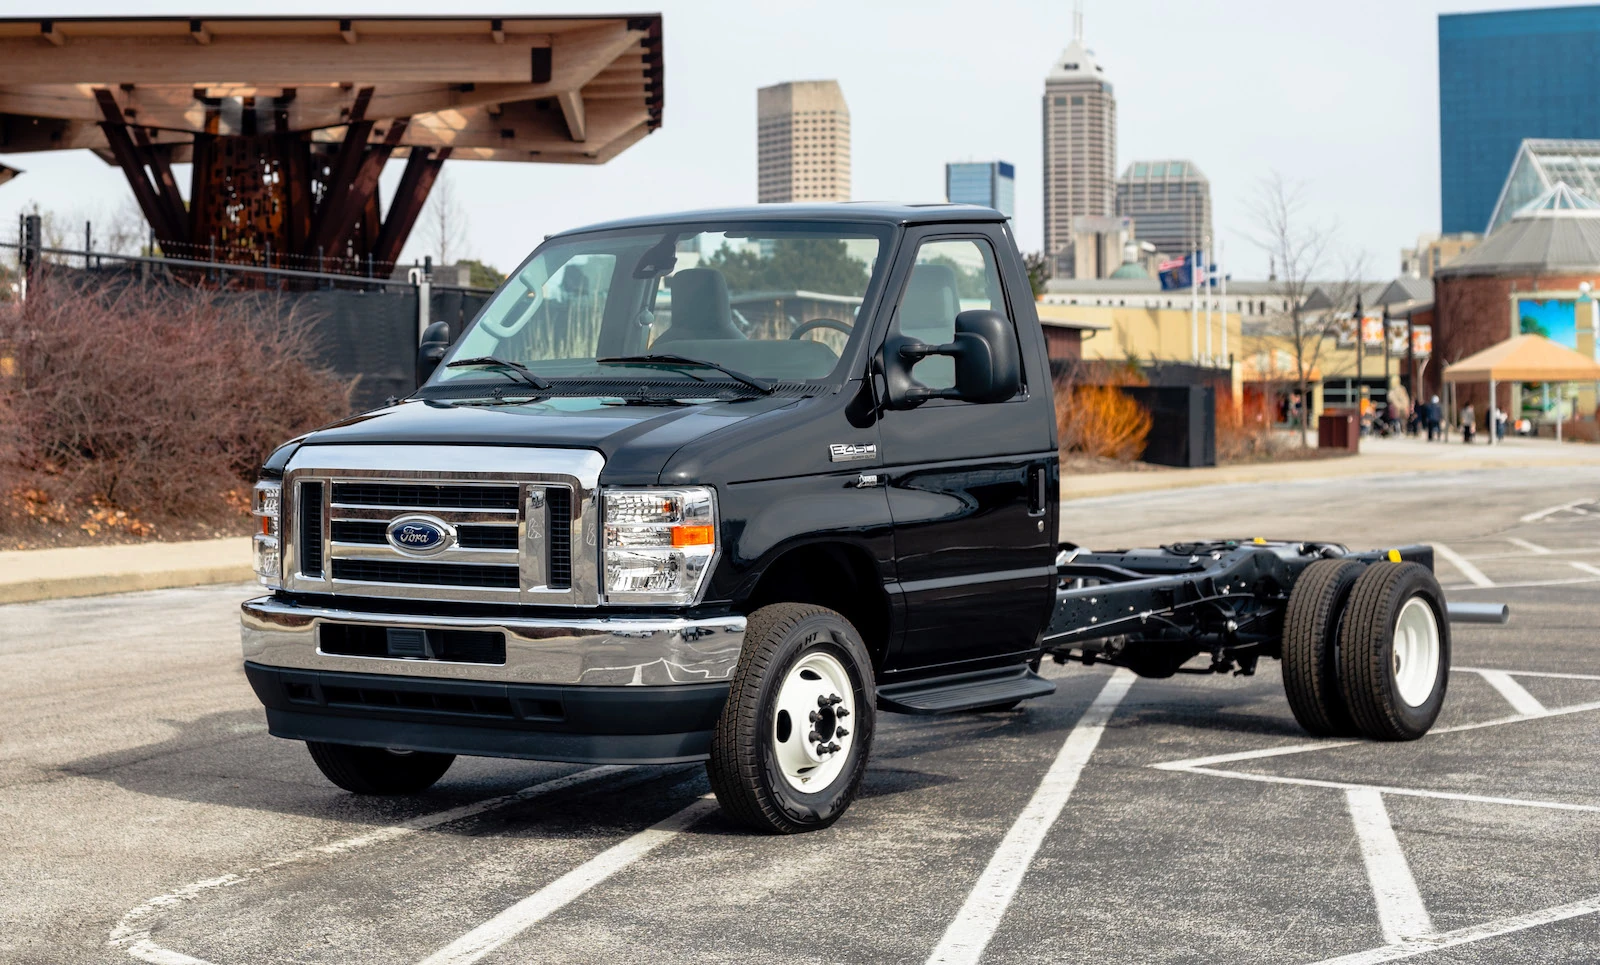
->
[385,515,456,557]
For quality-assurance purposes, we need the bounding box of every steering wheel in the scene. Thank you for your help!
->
[789,317,852,339]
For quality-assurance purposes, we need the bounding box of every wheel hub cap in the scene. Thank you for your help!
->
[772,651,856,791]
[1392,596,1441,708]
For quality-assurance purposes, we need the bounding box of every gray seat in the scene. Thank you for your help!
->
[655,268,743,345]
[899,263,960,345]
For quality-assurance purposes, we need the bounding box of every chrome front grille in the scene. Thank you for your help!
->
[279,445,603,605]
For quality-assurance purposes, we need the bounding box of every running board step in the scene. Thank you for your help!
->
[877,666,1056,715]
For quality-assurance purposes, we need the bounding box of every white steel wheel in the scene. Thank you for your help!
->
[1392,596,1441,708]
[771,650,857,792]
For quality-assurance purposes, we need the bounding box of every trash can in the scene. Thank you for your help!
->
[1318,410,1360,452]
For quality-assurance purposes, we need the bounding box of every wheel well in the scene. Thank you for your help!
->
[743,543,891,669]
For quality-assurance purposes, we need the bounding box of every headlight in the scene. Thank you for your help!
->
[252,480,282,589]
[602,487,716,604]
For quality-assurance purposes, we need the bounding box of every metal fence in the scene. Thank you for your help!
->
[3,221,495,411]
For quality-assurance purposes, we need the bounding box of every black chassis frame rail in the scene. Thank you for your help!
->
[1044,539,1436,652]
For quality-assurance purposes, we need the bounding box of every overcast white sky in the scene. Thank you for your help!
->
[0,0,1571,279]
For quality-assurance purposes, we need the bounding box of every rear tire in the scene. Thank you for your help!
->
[1338,562,1450,741]
[306,742,455,794]
[1282,558,1364,736]
[707,603,875,834]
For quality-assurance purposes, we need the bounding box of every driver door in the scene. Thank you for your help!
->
[875,230,1057,672]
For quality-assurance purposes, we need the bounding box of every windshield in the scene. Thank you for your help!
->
[428,221,891,395]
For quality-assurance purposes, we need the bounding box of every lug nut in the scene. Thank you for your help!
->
[828,694,843,705]
[809,710,820,723]
[818,695,830,708]
[835,727,849,738]
[816,743,829,756]
[827,742,841,753]
[835,707,850,718]
[807,730,821,743]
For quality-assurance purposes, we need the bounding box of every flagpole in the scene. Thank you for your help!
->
[1190,246,1199,362]
[1204,236,1213,366]
[1219,239,1228,369]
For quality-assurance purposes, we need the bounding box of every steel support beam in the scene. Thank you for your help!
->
[93,88,186,249]
[372,146,450,270]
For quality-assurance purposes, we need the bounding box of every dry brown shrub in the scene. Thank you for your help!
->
[1053,360,1152,462]
[1215,390,1273,463]
[0,272,352,536]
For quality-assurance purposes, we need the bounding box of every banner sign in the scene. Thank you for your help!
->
[1411,325,1432,358]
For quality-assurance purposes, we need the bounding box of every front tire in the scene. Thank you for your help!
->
[707,603,875,834]
[306,742,455,794]
[1338,562,1450,741]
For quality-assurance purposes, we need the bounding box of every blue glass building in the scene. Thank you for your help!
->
[945,161,1015,217]
[1440,6,1600,234]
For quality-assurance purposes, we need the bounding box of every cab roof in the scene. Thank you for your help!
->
[553,202,1007,237]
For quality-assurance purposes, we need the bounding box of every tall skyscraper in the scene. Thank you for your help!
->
[945,161,1016,217]
[1042,13,1116,276]
[1115,160,1211,258]
[757,80,851,203]
[1440,6,1600,233]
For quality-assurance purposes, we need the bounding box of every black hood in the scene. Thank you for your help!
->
[295,396,801,485]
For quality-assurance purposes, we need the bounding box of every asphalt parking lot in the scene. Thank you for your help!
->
[3,465,1598,965]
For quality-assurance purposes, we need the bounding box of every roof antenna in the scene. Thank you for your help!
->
[1073,1,1084,42]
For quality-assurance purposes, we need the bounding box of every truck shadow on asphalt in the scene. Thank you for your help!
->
[55,708,958,837]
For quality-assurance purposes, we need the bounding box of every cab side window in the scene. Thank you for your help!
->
[895,239,1009,390]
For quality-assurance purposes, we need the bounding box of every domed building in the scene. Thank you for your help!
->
[1431,183,1600,422]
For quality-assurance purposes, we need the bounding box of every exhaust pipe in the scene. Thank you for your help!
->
[1447,601,1509,625]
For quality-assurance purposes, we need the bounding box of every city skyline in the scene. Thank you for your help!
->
[0,0,1550,281]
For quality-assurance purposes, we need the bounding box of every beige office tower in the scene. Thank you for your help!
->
[757,80,851,203]
[1042,20,1116,277]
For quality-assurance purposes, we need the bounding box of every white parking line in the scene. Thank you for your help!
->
[1346,788,1432,944]
[1445,575,1600,591]
[1505,537,1552,555]
[1474,669,1548,716]
[1571,561,1600,578]
[417,795,719,965]
[1433,544,1493,587]
[925,668,1135,965]
[1456,666,1600,682]
[1519,498,1595,523]
[1311,892,1600,964]
[109,766,633,964]
[1173,766,1600,813]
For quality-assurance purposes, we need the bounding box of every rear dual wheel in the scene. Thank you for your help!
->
[1282,560,1449,741]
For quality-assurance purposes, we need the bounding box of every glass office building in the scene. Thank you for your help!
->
[945,160,1015,217]
[1440,6,1600,233]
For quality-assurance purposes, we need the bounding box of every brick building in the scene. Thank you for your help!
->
[1431,183,1600,422]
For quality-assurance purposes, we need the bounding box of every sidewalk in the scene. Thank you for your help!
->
[1063,435,1600,500]
[0,537,252,605]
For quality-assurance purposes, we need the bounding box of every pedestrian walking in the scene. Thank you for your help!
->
[1461,402,1476,444]
[1426,395,1443,441]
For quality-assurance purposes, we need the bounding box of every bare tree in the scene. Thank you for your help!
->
[418,171,469,268]
[1248,173,1365,447]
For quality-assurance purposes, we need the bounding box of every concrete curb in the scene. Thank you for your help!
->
[0,537,253,605]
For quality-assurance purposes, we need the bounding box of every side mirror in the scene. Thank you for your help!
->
[883,309,1020,406]
[416,321,452,387]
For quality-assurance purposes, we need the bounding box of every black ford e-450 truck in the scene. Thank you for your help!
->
[243,203,1499,833]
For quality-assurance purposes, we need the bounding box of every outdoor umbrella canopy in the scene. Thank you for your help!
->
[1442,333,1600,383]
[1441,333,1600,445]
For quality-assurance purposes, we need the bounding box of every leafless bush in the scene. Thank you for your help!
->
[1054,360,1152,461]
[0,272,351,535]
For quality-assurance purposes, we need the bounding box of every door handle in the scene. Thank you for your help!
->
[1028,465,1048,515]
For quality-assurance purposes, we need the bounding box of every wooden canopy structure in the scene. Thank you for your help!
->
[0,15,663,272]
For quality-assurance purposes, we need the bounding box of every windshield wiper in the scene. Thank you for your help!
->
[595,354,775,394]
[445,356,553,391]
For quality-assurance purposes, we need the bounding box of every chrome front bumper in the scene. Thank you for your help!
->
[241,595,747,686]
